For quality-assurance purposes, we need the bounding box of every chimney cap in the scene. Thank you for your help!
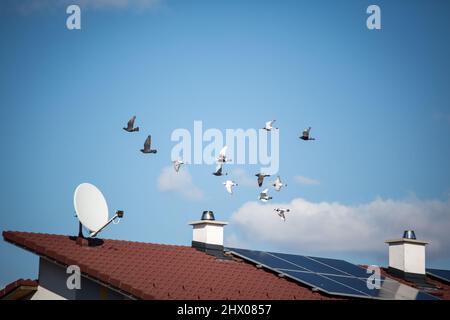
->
[403,230,416,240]
[189,211,227,226]
[201,211,215,221]
[385,230,430,245]
[385,238,429,245]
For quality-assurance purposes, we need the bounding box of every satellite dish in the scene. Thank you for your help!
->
[73,183,124,238]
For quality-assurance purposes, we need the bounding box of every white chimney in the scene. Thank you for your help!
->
[189,211,228,258]
[385,230,429,281]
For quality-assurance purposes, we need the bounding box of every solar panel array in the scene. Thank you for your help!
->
[227,247,439,300]
[427,268,450,283]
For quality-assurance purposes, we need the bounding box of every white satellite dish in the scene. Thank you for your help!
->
[73,183,124,238]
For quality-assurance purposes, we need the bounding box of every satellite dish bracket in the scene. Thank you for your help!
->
[78,221,84,238]
[89,210,124,238]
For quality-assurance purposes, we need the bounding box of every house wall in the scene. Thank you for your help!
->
[36,258,128,300]
[30,285,66,300]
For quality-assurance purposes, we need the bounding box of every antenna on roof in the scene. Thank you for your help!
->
[73,183,124,238]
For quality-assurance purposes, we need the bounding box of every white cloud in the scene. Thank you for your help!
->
[294,175,320,186]
[229,196,450,259]
[157,166,204,201]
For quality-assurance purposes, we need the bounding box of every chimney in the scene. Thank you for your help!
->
[189,211,228,259]
[385,230,430,283]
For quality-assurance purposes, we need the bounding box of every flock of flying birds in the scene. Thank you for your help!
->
[123,117,316,222]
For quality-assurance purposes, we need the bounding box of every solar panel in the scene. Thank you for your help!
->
[279,270,371,298]
[427,268,450,283]
[323,274,386,298]
[227,248,310,271]
[271,252,350,276]
[227,247,440,300]
[415,291,443,300]
[310,256,370,278]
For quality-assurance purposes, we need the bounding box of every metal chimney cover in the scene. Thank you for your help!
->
[403,230,417,240]
[201,211,215,221]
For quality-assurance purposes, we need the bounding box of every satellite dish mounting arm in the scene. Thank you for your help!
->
[78,221,84,238]
[89,210,124,238]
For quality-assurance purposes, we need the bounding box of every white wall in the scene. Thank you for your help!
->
[30,286,66,300]
[388,241,426,275]
[388,244,405,272]
[192,222,226,246]
[403,243,426,275]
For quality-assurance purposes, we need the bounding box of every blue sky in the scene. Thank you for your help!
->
[1,0,450,287]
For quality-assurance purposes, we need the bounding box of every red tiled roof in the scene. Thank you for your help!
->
[0,279,38,300]
[2,231,334,300]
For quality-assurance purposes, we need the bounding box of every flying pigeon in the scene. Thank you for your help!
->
[123,116,139,132]
[213,163,227,176]
[255,173,271,187]
[272,176,287,192]
[300,127,315,141]
[259,188,272,202]
[223,180,238,194]
[140,135,157,154]
[217,146,231,163]
[263,120,278,131]
[173,160,184,172]
[274,208,291,221]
